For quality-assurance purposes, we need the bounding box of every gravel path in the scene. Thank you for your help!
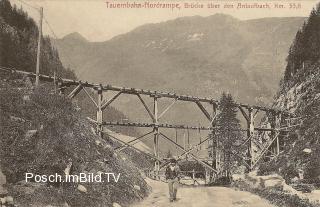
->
[130,178,276,207]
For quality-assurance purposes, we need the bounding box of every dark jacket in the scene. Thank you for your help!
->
[165,165,180,180]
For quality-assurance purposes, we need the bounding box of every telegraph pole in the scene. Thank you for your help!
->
[35,7,43,86]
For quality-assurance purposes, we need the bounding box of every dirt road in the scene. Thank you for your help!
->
[131,178,275,207]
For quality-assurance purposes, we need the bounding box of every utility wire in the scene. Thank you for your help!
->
[43,15,59,77]
[43,15,86,80]
[15,0,39,10]
[43,16,59,40]
[12,0,88,80]
[43,15,80,79]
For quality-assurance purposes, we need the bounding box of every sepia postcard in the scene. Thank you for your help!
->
[1,0,320,206]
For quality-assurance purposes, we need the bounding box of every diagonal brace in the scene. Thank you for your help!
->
[160,132,217,173]
[159,136,210,170]
[239,106,249,122]
[115,131,154,151]
[68,83,83,99]
[136,94,155,122]
[196,101,212,122]
[83,87,98,108]
[158,99,177,120]
[252,131,280,168]
[101,92,122,110]
[105,132,161,162]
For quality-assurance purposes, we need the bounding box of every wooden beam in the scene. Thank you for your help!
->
[158,99,177,120]
[0,66,290,115]
[275,113,282,155]
[99,121,215,130]
[252,131,281,168]
[101,91,122,110]
[115,131,154,151]
[177,136,210,159]
[67,83,83,99]
[153,96,160,180]
[82,87,98,108]
[239,106,249,122]
[253,109,260,119]
[196,101,212,121]
[97,87,103,138]
[248,108,255,170]
[136,94,155,122]
[105,132,160,161]
[160,132,217,173]
[228,150,251,169]
[160,141,213,169]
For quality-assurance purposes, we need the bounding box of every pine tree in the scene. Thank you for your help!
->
[216,93,243,175]
[283,2,320,84]
[0,0,75,79]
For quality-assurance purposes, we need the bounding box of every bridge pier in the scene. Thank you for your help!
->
[248,108,255,170]
[211,103,219,179]
[269,111,282,157]
[153,95,160,180]
[239,106,257,171]
[275,112,282,155]
[96,86,104,138]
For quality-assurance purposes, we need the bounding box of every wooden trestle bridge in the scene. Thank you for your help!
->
[0,67,300,181]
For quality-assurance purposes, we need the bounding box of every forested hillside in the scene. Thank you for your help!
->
[0,0,75,78]
[282,3,320,89]
[0,1,151,206]
[262,3,320,185]
[0,78,150,206]
[0,0,140,138]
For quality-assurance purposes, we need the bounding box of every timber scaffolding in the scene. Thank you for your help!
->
[0,66,299,181]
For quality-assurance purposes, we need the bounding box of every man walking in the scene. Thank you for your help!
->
[165,158,180,202]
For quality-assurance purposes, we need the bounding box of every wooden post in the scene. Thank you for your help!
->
[184,130,186,152]
[175,129,178,152]
[53,70,57,94]
[198,126,201,150]
[192,169,196,185]
[269,111,279,157]
[35,7,43,86]
[97,86,103,138]
[248,108,255,170]
[211,103,219,178]
[57,81,65,95]
[275,112,282,155]
[187,128,190,150]
[153,95,160,180]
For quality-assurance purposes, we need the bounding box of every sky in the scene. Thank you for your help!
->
[9,0,319,42]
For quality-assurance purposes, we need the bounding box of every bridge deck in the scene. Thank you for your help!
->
[0,66,287,114]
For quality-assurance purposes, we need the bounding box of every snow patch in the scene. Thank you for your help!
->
[187,33,204,41]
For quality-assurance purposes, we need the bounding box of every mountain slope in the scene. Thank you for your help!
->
[259,5,320,184]
[0,80,150,206]
[55,14,305,105]
[0,0,75,79]
[53,14,307,156]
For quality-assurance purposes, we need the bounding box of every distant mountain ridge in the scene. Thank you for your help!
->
[55,14,305,106]
[61,32,88,43]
